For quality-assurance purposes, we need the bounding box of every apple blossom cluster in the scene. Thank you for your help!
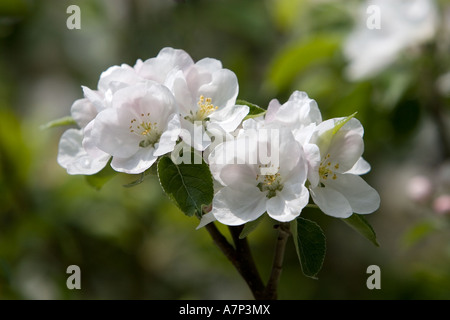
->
[57,47,380,227]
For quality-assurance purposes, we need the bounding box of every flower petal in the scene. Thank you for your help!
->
[267,185,309,222]
[91,107,140,158]
[208,104,249,133]
[325,173,380,214]
[111,147,158,174]
[196,212,216,229]
[136,47,194,83]
[179,118,211,151]
[198,68,239,109]
[71,98,97,128]
[154,113,181,156]
[274,91,321,125]
[218,163,258,191]
[57,129,109,175]
[310,186,353,218]
[212,186,267,226]
[327,129,364,173]
[345,157,371,175]
[98,64,139,93]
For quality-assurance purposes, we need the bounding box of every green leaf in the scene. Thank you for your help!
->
[85,163,118,190]
[266,34,341,93]
[291,217,326,279]
[402,220,440,248]
[157,154,214,218]
[40,116,77,130]
[341,214,379,247]
[239,214,266,239]
[236,99,267,120]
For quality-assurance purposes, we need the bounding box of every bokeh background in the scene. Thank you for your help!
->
[1,0,449,299]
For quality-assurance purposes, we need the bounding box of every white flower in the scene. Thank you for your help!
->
[57,98,110,175]
[308,117,380,218]
[167,57,248,151]
[85,82,181,174]
[58,47,192,175]
[343,0,438,81]
[246,91,322,189]
[204,128,309,226]
[83,47,194,112]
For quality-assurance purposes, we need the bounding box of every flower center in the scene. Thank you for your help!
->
[319,153,339,181]
[256,165,283,199]
[129,113,161,148]
[185,95,218,122]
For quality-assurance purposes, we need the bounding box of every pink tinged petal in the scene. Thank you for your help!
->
[194,58,223,73]
[310,186,353,218]
[265,99,281,123]
[327,130,364,173]
[207,104,249,133]
[137,47,194,83]
[287,91,322,124]
[167,70,196,115]
[325,173,380,214]
[345,157,371,175]
[70,98,97,128]
[98,64,139,93]
[154,113,181,156]
[212,186,267,226]
[111,147,158,174]
[274,91,321,126]
[57,129,109,175]
[242,118,263,130]
[82,86,106,112]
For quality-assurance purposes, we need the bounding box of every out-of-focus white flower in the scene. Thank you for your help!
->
[308,117,380,218]
[407,175,433,203]
[433,194,450,215]
[202,128,309,226]
[167,58,248,151]
[343,0,438,81]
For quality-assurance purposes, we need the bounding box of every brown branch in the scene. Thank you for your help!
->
[263,222,290,299]
[205,223,236,265]
[228,226,266,299]
[204,221,290,300]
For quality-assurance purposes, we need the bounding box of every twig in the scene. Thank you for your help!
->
[228,226,266,299]
[205,223,237,266]
[263,222,290,299]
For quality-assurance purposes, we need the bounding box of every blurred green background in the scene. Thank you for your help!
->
[1,0,449,299]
